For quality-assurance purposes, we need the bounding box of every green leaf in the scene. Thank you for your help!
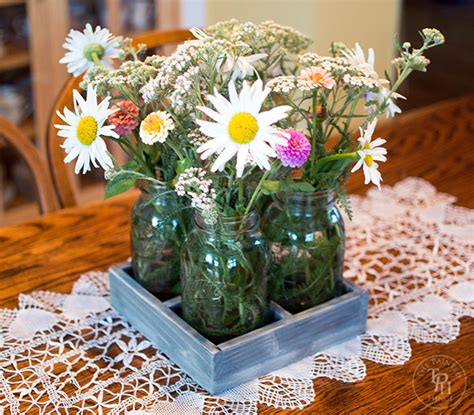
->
[262,179,315,195]
[122,160,140,171]
[176,158,194,175]
[223,205,238,216]
[105,171,141,199]
[282,180,315,193]
[262,180,281,195]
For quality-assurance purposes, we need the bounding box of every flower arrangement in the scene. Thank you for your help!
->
[56,20,444,333]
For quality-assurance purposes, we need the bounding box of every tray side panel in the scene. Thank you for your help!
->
[213,286,368,392]
[109,266,218,391]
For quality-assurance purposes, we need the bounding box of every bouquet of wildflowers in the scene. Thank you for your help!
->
[55,20,445,331]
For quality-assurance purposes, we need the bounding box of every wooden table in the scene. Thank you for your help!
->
[1,96,473,413]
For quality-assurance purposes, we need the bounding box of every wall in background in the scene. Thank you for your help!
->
[203,0,402,78]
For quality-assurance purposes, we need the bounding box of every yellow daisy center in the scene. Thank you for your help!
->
[363,142,371,150]
[228,112,259,144]
[364,154,373,167]
[76,116,98,145]
[142,113,164,134]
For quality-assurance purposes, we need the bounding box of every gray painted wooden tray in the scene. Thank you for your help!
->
[109,263,368,394]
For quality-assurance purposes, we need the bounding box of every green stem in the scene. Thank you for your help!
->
[244,169,271,217]
[317,152,358,165]
[166,138,185,161]
[91,52,102,66]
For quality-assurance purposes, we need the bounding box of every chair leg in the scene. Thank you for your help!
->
[0,162,4,222]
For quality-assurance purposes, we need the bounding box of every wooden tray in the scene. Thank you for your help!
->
[109,263,368,394]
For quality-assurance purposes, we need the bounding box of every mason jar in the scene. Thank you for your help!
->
[180,211,270,342]
[262,191,345,313]
[130,181,186,299]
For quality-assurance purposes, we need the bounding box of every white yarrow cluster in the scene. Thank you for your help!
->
[205,19,311,54]
[175,167,217,211]
[343,74,380,88]
[187,130,209,147]
[298,54,355,75]
[267,75,298,94]
[169,66,200,112]
[141,39,242,104]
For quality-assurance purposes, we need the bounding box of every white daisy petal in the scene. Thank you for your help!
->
[211,146,237,172]
[196,106,227,124]
[235,146,249,177]
[257,106,291,125]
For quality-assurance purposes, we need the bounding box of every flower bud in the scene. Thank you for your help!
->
[421,28,445,45]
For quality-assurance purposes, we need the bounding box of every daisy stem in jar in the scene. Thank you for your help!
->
[244,169,272,217]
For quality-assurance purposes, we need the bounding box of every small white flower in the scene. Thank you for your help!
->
[196,79,291,177]
[60,24,120,77]
[54,84,118,174]
[139,111,175,145]
[351,119,387,189]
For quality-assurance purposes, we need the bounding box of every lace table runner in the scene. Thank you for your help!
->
[1,177,473,414]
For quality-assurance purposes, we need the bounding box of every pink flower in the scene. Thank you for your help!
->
[108,100,139,136]
[276,130,312,168]
[299,67,336,89]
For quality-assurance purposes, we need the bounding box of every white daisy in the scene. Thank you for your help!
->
[196,79,291,177]
[344,43,404,117]
[367,87,406,118]
[59,24,120,77]
[139,111,175,145]
[351,119,387,189]
[220,53,267,80]
[54,84,118,174]
[343,42,378,79]
[189,26,266,80]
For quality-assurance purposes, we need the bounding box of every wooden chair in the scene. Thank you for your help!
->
[48,29,193,208]
[0,117,60,214]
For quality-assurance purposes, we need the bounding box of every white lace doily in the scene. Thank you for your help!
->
[1,177,472,414]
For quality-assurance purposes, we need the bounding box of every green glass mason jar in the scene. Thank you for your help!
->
[130,181,186,299]
[180,212,270,342]
[262,191,345,313]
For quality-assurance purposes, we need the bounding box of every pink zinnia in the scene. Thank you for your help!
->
[108,100,139,136]
[299,67,336,89]
[276,130,311,168]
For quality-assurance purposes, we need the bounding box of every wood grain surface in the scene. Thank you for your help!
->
[1,96,473,414]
